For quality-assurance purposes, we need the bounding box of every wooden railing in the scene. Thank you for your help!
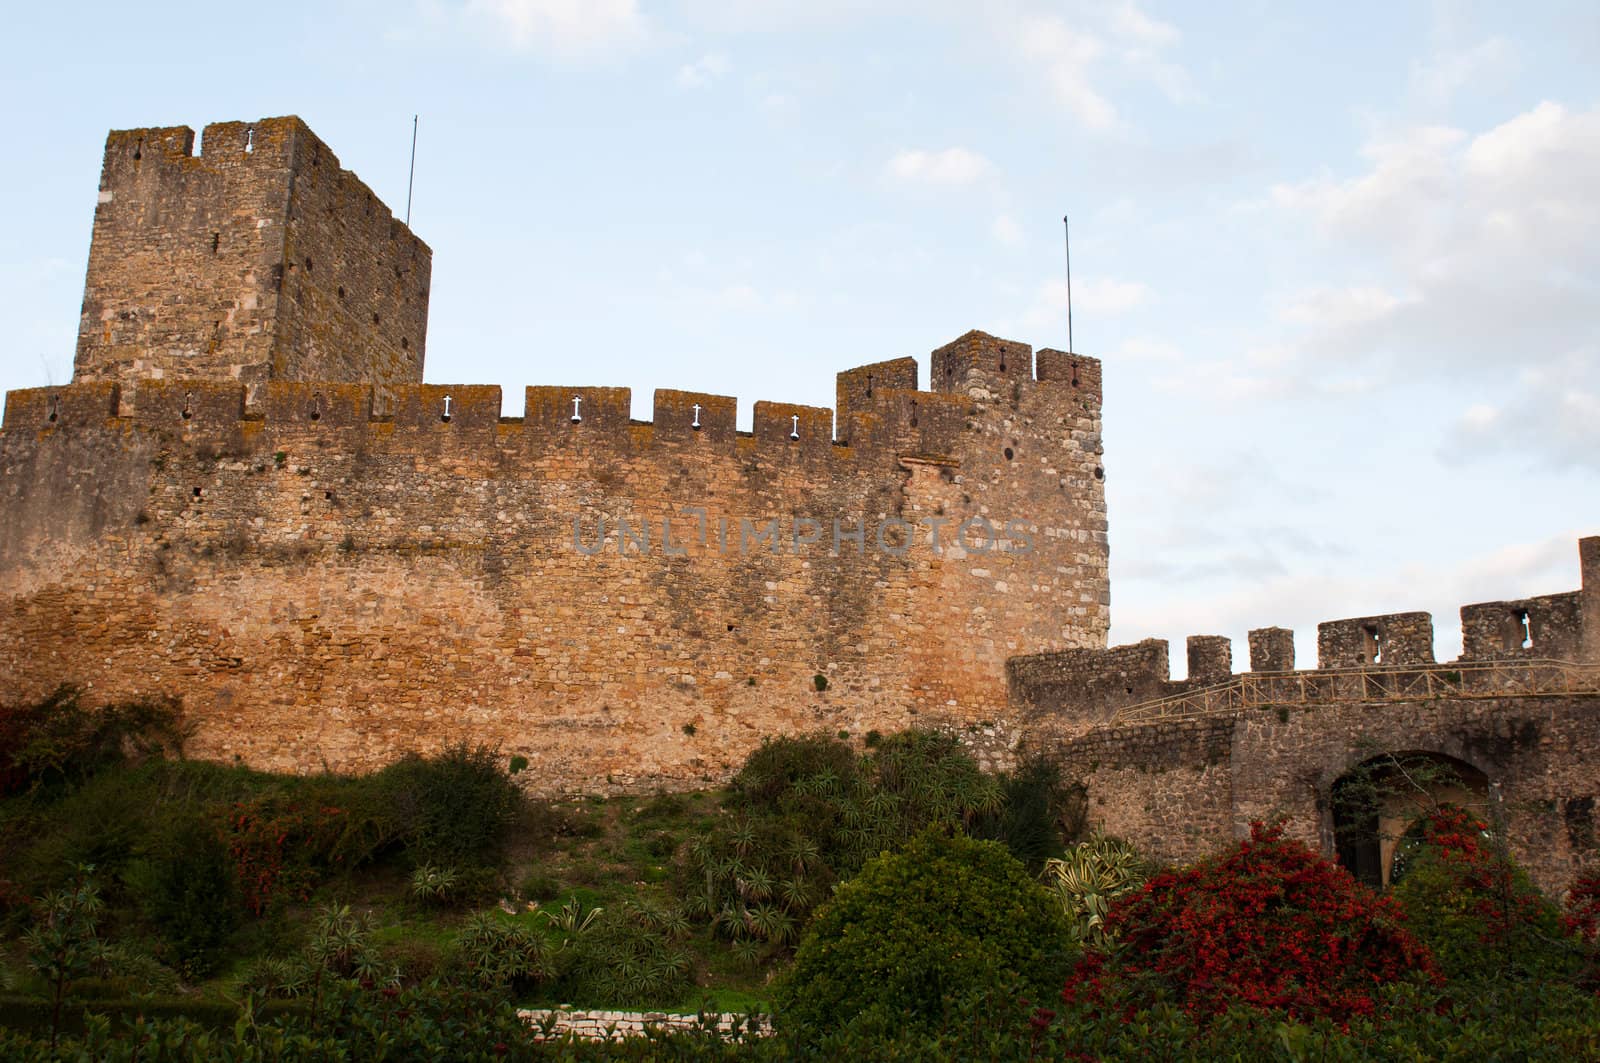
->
[1111,658,1600,726]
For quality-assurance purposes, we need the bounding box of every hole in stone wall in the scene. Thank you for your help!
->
[133,139,143,161]
[1003,447,1014,461]
[441,395,453,423]
[245,128,254,153]
[193,487,203,498]
[372,313,381,325]
[182,393,193,420]
[401,338,409,350]
[1071,360,1081,387]
[1363,624,1384,665]
[304,257,313,273]
[338,286,346,299]
[866,374,873,399]
[211,232,220,254]
[1504,609,1533,652]
[1093,466,1104,480]
[571,396,583,423]
[691,403,703,431]
[48,396,58,424]
[790,414,800,440]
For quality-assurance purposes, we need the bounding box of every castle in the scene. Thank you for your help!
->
[1,117,1596,893]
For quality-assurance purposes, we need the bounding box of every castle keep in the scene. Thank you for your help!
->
[0,117,1108,792]
[2,117,1596,893]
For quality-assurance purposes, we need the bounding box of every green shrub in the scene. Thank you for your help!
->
[972,754,1083,870]
[408,863,460,906]
[453,912,547,992]
[376,745,521,867]
[519,871,562,903]
[1391,806,1577,984]
[0,687,185,796]
[556,904,692,1006]
[124,814,239,977]
[775,829,1072,1040]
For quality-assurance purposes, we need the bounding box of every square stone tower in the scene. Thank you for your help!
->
[73,116,430,403]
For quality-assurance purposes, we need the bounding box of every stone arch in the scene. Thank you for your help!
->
[1329,749,1491,889]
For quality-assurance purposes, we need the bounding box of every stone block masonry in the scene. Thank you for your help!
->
[74,117,430,408]
[0,115,1108,794]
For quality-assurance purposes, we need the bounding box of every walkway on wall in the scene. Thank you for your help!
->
[1112,658,1600,725]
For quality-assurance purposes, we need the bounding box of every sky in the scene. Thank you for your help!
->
[2,1,1597,674]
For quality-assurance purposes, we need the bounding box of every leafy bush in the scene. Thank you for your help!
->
[0,687,185,796]
[1391,805,1577,984]
[375,744,521,868]
[776,828,1072,1040]
[972,754,1084,870]
[224,797,350,915]
[1065,820,1436,1023]
[124,813,239,977]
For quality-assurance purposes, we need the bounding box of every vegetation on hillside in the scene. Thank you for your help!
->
[3,687,1600,1058]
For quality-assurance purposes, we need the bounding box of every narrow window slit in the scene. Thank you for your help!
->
[441,395,453,423]
[691,403,703,431]
[789,414,800,441]
[47,396,58,424]
[571,396,583,423]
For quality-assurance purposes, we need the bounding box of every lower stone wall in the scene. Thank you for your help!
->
[520,1008,771,1041]
[1054,718,1236,868]
[1046,694,1600,896]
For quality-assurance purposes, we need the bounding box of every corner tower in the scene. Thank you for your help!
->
[73,116,430,404]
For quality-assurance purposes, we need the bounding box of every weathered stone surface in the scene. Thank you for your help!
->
[74,117,430,409]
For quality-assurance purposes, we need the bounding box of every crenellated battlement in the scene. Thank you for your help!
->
[5,332,1100,471]
[1011,536,1598,727]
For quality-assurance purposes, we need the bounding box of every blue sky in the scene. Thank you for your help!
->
[3,1,1597,672]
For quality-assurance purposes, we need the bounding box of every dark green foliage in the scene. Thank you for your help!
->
[775,829,1072,1040]
[374,744,522,867]
[556,903,694,1005]
[124,813,239,978]
[0,687,185,796]
[971,754,1084,871]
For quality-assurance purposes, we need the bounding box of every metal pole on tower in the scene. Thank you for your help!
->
[406,116,419,226]
[1063,214,1074,353]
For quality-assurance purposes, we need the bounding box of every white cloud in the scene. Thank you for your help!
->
[1010,13,1119,130]
[463,0,649,57]
[1106,0,1178,48]
[991,214,1023,246]
[883,147,996,186]
[1409,36,1514,107]
[1008,276,1150,336]
[1250,100,1600,470]
[675,52,731,87]
[1444,353,1600,472]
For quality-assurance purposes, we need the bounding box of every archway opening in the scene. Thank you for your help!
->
[1331,751,1490,889]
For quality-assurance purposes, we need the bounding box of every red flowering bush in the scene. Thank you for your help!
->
[1563,872,1600,944]
[226,799,348,915]
[1063,820,1436,1023]
[1390,806,1570,984]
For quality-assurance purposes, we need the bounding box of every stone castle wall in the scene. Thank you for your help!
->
[0,334,1108,793]
[1027,539,1600,894]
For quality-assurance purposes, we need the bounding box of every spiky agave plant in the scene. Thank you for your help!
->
[1042,834,1150,947]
